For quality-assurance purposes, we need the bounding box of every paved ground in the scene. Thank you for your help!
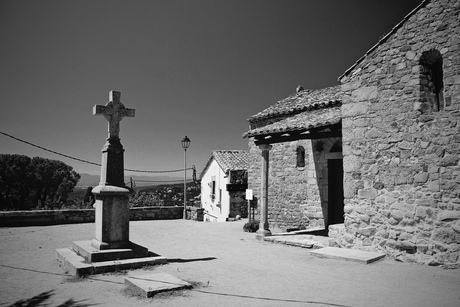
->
[1,219,459,307]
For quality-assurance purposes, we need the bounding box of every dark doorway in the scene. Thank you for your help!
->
[327,159,344,228]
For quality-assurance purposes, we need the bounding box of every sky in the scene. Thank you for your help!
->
[0,0,422,179]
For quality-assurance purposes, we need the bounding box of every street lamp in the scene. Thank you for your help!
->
[181,136,191,219]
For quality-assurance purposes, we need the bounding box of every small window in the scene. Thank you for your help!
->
[420,49,444,112]
[210,176,216,201]
[296,146,305,167]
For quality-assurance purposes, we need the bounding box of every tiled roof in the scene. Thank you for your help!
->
[213,150,248,171]
[248,85,342,122]
[243,105,341,138]
[200,150,248,179]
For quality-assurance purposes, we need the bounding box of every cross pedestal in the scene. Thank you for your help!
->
[91,185,131,250]
[91,90,134,250]
[99,138,126,187]
[56,91,167,276]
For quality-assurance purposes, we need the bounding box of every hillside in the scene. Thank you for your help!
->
[67,182,201,209]
[76,173,184,188]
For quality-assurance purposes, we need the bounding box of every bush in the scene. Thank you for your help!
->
[243,220,259,233]
[0,154,80,210]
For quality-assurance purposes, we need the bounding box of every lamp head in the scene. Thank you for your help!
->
[181,136,191,149]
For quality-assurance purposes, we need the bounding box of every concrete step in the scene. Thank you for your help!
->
[56,247,166,276]
[310,247,386,264]
[71,240,149,262]
[264,234,329,249]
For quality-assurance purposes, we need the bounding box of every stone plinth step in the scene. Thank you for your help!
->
[71,240,148,262]
[125,273,192,298]
[310,247,385,264]
[56,247,166,276]
[264,235,328,249]
[265,236,315,248]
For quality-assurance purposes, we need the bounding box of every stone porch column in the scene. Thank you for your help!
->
[257,144,272,239]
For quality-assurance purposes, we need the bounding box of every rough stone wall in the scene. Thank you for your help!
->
[337,0,460,265]
[131,206,183,221]
[248,138,341,232]
[0,207,184,227]
[311,137,343,227]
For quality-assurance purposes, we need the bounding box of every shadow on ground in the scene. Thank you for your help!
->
[302,229,329,236]
[7,290,96,307]
[167,257,217,263]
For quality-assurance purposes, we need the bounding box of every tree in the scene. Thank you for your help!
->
[0,154,31,210]
[0,154,80,210]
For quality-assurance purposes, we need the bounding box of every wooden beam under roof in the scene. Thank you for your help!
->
[253,123,342,146]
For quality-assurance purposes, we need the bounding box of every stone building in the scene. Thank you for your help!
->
[244,0,460,265]
[200,150,248,222]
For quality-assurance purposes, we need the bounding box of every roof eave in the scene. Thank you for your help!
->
[338,0,430,82]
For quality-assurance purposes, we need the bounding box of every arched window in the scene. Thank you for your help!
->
[420,49,444,112]
[296,146,305,167]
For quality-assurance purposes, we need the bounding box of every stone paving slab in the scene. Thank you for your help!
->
[56,247,167,276]
[310,247,386,264]
[264,234,329,249]
[125,273,192,298]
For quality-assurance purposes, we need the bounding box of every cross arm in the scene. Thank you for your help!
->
[122,108,135,118]
[93,105,108,116]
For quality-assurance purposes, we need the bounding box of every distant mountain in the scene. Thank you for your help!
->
[77,173,100,188]
[76,173,184,188]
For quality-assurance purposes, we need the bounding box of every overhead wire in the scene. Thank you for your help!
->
[135,179,194,183]
[1,131,193,174]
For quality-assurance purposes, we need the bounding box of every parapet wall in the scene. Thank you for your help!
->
[0,206,184,227]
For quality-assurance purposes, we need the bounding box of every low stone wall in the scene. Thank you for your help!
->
[186,206,204,221]
[0,206,184,227]
[130,206,183,221]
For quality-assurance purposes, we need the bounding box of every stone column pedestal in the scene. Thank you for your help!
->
[91,185,131,250]
[257,144,272,240]
[99,138,125,187]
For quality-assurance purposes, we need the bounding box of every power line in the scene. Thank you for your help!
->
[125,167,193,173]
[0,131,193,173]
[134,179,194,183]
[1,131,100,166]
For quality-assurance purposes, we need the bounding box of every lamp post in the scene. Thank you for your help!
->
[181,136,191,220]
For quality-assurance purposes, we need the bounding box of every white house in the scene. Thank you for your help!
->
[200,150,248,222]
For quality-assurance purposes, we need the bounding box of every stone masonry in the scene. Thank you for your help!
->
[0,207,184,227]
[248,137,342,233]
[336,0,460,265]
[246,0,460,265]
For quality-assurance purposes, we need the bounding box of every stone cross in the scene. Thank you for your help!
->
[93,91,135,139]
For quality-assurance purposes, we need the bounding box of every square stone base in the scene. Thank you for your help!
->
[56,240,167,276]
[125,273,192,298]
[72,240,149,262]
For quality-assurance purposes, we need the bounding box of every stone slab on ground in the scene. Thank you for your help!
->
[310,247,385,264]
[56,247,167,276]
[278,228,326,235]
[71,240,148,262]
[125,273,192,298]
[264,234,329,249]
